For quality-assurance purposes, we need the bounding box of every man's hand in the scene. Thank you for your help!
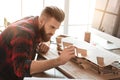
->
[38,43,50,54]
[58,45,76,65]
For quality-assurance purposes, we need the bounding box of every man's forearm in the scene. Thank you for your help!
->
[30,58,61,75]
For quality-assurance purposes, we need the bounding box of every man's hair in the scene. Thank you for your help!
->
[41,6,65,23]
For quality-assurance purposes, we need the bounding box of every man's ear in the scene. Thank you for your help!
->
[39,15,47,26]
[38,17,45,29]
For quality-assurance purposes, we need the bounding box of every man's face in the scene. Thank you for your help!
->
[40,18,61,42]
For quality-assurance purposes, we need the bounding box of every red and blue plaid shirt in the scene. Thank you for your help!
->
[0,16,41,80]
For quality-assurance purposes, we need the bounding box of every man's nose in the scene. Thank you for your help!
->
[51,29,56,34]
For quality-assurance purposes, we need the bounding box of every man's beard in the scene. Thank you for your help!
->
[39,25,53,42]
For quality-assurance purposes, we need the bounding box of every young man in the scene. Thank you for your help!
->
[0,6,75,80]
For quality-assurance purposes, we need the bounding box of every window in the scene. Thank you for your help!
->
[22,0,44,17]
[92,0,120,36]
[0,0,21,23]
[68,0,96,39]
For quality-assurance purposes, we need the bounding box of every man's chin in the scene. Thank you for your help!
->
[43,38,51,42]
[44,40,50,42]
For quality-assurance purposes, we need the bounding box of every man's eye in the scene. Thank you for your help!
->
[51,26,55,29]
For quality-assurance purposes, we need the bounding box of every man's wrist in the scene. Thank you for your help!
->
[56,57,64,65]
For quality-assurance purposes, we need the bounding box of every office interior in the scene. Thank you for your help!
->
[0,0,120,80]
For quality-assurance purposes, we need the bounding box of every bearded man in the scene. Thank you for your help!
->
[0,6,75,80]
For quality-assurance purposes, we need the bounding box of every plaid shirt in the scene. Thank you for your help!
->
[0,16,41,80]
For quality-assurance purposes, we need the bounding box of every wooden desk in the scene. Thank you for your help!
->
[39,43,120,80]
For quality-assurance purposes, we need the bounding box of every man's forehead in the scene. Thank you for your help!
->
[47,18,61,28]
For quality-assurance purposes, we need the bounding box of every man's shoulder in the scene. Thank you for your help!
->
[22,16,35,20]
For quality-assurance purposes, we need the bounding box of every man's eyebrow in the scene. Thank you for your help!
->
[51,25,58,29]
